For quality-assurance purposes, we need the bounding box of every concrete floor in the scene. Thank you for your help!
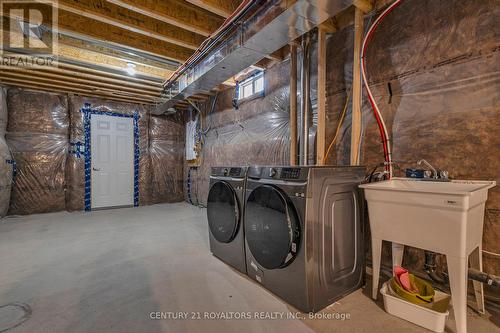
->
[0,203,498,333]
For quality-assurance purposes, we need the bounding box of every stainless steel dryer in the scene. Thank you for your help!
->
[207,166,247,273]
[244,166,365,312]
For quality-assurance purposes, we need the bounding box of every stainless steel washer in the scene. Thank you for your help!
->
[207,166,247,273]
[244,166,365,312]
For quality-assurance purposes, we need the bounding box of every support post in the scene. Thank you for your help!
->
[316,27,327,165]
[350,7,364,165]
[289,42,298,166]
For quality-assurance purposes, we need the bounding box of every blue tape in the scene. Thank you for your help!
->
[82,103,140,212]
[6,159,17,183]
[69,141,85,158]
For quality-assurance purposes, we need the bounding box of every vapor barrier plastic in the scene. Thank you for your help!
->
[0,87,12,217]
[149,114,185,204]
[0,87,8,135]
[66,96,150,210]
[192,84,291,206]
[6,89,68,215]
[326,0,500,291]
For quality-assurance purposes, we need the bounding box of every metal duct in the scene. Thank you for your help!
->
[155,0,355,114]
[300,34,312,165]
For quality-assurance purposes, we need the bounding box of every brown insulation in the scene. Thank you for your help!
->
[6,88,68,215]
[322,0,499,298]
[66,96,151,210]
[149,114,185,204]
[0,87,12,217]
[190,61,291,205]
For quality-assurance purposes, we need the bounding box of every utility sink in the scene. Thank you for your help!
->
[359,178,496,255]
[360,178,496,333]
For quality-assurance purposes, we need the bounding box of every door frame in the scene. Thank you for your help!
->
[82,103,140,211]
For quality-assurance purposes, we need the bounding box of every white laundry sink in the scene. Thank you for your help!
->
[360,178,496,333]
[359,178,495,255]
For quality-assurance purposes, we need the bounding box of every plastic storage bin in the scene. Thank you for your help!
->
[380,282,450,333]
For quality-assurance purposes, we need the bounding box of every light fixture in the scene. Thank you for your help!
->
[126,63,136,76]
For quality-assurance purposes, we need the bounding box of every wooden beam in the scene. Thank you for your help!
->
[0,69,162,97]
[319,17,338,33]
[350,7,364,165]
[57,0,205,50]
[55,61,163,86]
[0,72,159,101]
[58,34,178,72]
[2,8,194,62]
[57,11,194,61]
[107,0,224,37]
[0,78,157,104]
[56,42,170,79]
[0,68,162,95]
[353,0,373,13]
[184,0,240,18]
[289,42,298,166]
[316,27,327,165]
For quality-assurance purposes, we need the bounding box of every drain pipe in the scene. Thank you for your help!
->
[424,251,447,284]
[424,250,500,288]
[300,34,311,166]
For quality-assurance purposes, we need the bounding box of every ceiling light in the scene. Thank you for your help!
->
[126,63,136,76]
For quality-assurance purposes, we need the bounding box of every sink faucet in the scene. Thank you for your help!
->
[417,159,438,179]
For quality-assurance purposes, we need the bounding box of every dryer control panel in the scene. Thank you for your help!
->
[280,167,301,180]
[211,166,246,178]
[251,167,307,181]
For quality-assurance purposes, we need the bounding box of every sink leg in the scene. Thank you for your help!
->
[371,237,382,300]
[447,255,468,333]
[469,246,485,314]
[392,242,404,268]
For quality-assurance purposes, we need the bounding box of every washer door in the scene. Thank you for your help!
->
[207,181,240,243]
[245,185,300,270]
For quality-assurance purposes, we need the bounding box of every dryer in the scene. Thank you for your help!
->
[244,166,365,312]
[207,166,247,273]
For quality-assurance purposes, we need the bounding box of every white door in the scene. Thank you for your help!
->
[91,114,134,209]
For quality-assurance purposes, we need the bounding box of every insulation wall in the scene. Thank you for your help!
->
[321,0,499,298]
[190,0,499,300]
[2,88,185,214]
[149,114,185,204]
[6,89,68,215]
[189,61,292,206]
[0,87,12,217]
[66,96,151,210]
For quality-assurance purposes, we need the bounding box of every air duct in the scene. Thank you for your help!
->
[155,0,357,114]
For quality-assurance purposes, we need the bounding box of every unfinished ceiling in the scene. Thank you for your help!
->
[0,0,244,105]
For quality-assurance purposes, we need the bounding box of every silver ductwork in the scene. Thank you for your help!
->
[155,0,355,114]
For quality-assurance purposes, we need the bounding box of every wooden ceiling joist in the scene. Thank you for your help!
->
[58,34,178,72]
[0,68,161,97]
[107,0,224,37]
[0,72,159,101]
[56,42,170,79]
[57,0,205,50]
[56,61,164,86]
[0,78,157,104]
[56,11,193,62]
[185,0,241,18]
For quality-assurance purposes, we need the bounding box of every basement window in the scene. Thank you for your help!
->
[238,71,264,101]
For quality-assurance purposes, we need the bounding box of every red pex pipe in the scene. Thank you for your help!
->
[361,0,404,177]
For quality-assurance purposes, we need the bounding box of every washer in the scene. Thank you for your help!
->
[207,166,247,273]
[244,166,365,312]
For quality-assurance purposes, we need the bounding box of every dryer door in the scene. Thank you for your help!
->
[245,185,300,269]
[207,181,240,243]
